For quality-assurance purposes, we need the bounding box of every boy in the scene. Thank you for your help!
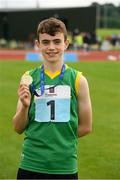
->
[13,17,92,179]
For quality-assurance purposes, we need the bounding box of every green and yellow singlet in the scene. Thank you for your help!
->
[19,64,82,174]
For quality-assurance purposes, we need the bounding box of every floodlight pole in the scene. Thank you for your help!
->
[36,0,40,8]
[96,4,100,29]
[103,4,108,28]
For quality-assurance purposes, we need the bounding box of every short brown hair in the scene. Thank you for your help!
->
[37,17,67,41]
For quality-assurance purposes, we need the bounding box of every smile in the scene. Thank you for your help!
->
[47,52,58,56]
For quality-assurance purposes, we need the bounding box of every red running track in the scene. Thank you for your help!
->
[0,49,120,61]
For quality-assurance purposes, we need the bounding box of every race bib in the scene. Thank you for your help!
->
[34,85,70,122]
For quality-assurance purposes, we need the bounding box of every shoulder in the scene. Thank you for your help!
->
[77,74,90,99]
[80,75,89,87]
[65,64,82,79]
[65,65,83,95]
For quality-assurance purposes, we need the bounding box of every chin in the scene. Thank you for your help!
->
[46,57,58,62]
[48,59,58,63]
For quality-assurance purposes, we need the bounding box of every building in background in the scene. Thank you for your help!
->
[0,6,96,41]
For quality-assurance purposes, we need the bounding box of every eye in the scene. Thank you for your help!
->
[54,39,61,44]
[42,40,49,45]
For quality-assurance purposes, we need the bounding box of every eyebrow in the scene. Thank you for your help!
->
[41,39,62,43]
[41,38,61,41]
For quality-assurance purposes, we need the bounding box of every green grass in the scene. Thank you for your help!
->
[97,28,120,38]
[0,60,120,179]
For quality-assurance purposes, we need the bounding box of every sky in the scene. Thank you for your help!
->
[0,0,120,9]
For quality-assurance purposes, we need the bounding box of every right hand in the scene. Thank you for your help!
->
[18,84,31,108]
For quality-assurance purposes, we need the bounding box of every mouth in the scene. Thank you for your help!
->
[47,52,58,57]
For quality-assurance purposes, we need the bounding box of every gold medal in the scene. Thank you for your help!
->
[21,74,33,86]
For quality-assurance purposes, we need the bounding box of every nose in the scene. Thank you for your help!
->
[48,42,55,50]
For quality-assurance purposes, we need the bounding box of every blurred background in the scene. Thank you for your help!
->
[0,0,120,54]
[0,0,120,179]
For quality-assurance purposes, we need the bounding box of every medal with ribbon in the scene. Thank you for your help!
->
[31,64,66,97]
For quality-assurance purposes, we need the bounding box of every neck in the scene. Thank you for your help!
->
[43,61,64,73]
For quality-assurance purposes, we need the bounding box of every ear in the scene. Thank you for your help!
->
[64,39,69,50]
[35,39,40,48]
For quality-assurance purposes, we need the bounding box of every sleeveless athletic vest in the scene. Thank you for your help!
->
[19,64,82,174]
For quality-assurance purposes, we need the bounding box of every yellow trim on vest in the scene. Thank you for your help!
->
[65,64,68,69]
[23,71,29,76]
[45,69,61,79]
[75,72,82,96]
[45,64,68,79]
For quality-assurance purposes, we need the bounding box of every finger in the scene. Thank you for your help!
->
[19,90,30,97]
[19,84,30,89]
[18,85,30,95]
[20,93,29,99]
[18,88,30,97]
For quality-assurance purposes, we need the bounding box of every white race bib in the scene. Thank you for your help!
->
[34,85,70,122]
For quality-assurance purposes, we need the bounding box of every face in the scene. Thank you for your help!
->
[36,32,69,63]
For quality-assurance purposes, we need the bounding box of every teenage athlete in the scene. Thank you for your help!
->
[13,17,92,179]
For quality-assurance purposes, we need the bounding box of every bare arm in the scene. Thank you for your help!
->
[77,75,92,138]
[12,84,31,134]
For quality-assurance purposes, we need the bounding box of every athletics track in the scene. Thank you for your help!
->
[0,50,120,61]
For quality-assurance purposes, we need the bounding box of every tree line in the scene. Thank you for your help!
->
[92,3,120,28]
